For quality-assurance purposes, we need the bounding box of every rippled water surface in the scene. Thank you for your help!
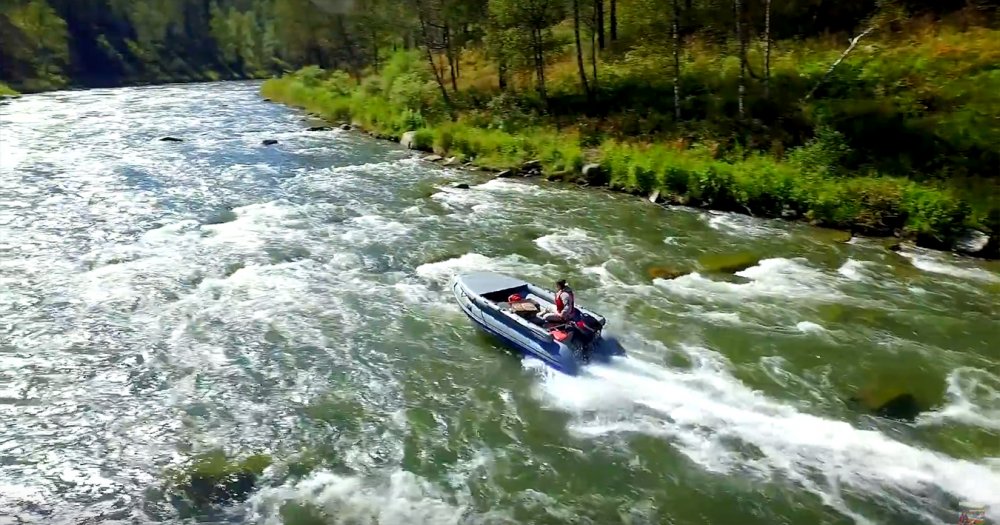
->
[1,82,999,524]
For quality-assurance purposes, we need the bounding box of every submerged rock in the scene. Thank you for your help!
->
[262,139,279,146]
[697,252,760,274]
[647,266,689,280]
[160,136,184,142]
[955,229,990,256]
[167,450,272,506]
[340,123,352,131]
[850,391,926,422]
[307,126,332,132]
[451,182,471,190]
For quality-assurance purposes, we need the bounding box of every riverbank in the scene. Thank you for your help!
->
[261,42,1000,258]
[0,82,19,98]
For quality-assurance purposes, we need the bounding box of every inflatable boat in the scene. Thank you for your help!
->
[452,272,624,374]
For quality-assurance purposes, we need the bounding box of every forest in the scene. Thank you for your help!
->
[2,0,999,253]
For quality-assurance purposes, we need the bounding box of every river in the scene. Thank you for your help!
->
[1,82,998,525]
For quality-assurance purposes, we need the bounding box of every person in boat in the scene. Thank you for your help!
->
[544,279,580,324]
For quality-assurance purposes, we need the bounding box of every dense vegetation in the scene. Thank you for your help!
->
[0,0,387,91]
[3,0,997,253]
[262,0,1000,254]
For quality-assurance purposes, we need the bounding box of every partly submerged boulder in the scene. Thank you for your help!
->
[443,156,459,166]
[400,131,417,150]
[307,126,332,132]
[160,136,184,142]
[424,154,443,163]
[340,123,352,131]
[955,229,990,256]
[697,252,760,274]
[262,139,279,146]
[849,391,926,422]
[167,450,272,506]
[496,170,514,178]
[582,163,606,186]
[451,182,471,190]
[647,266,689,280]
[649,190,662,204]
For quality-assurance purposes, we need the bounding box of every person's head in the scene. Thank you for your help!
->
[556,279,567,290]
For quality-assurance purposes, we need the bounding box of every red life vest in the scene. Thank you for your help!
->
[555,287,574,314]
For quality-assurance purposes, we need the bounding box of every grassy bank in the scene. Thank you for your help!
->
[262,24,1000,256]
[0,82,19,97]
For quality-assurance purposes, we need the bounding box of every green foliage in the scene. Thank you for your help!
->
[0,83,20,97]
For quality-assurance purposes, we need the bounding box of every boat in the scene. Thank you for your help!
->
[452,272,625,374]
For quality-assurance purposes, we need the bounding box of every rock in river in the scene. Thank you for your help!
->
[496,170,514,178]
[955,229,990,256]
[452,183,471,189]
[697,252,760,274]
[424,155,443,163]
[262,139,279,146]
[160,136,184,142]
[400,131,427,150]
[582,163,607,186]
[307,126,332,132]
[648,266,689,280]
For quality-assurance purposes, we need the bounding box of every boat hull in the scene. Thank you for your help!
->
[452,272,623,375]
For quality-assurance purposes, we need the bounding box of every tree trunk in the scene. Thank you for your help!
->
[415,0,451,106]
[610,0,617,42]
[573,0,591,100]
[764,0,771,99]
[595,0,605,50]
[735,0,745,119]
[444,24,458,92]
[673,0,681,120]
[805,27,875,101]
[534,28,547,99]
[590,14,598,90]
[498,55,508,91]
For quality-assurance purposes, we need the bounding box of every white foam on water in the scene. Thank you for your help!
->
[657,258,842,302]
[530,350,1000,523]
[919,367,1000,431]
[474,178,547,195]
[415,253,549,289]
[534,228,603,261]
[705,211,789,238]
[796,321,827,334]
[341,215,413,245]
[899,250,1000,283]
[838,258,872,282]
[249,470,467,525]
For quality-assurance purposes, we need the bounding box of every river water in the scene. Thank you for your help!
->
[1,82,998,525]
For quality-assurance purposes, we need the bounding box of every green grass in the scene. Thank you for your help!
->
[262,29,1000,253]
[0,82,21,97]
